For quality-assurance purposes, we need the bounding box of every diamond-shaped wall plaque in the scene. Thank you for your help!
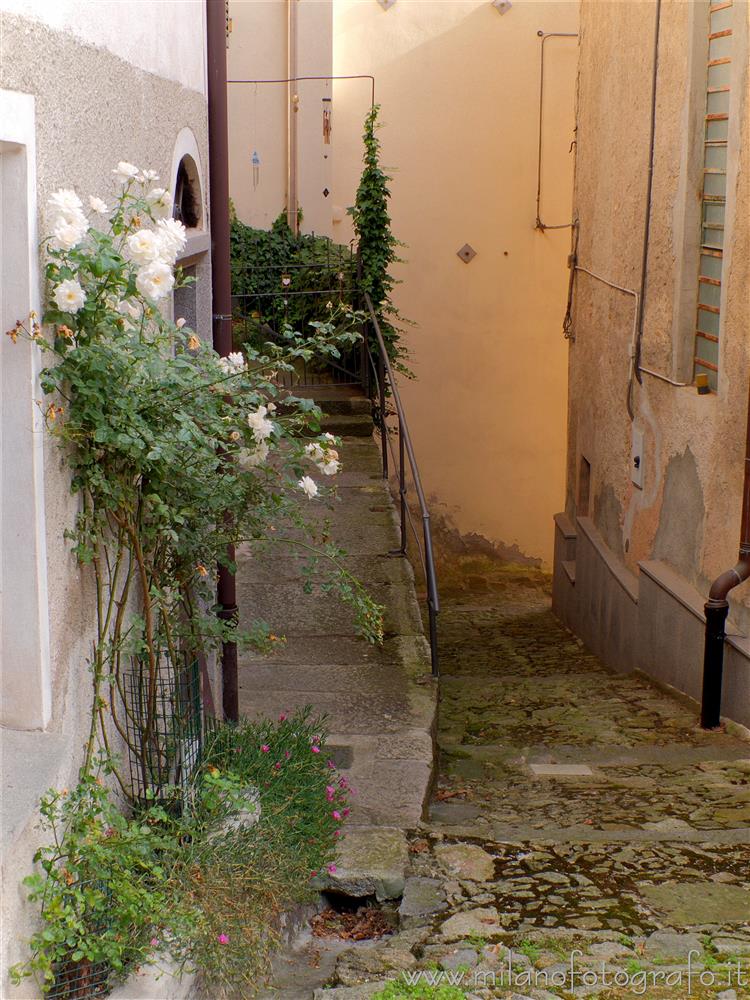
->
[492,0,512,13]
[377,0,396,8]
[457,243,477,264]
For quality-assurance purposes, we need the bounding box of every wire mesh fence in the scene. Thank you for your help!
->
[45,882,112,1000]
[123,652,202,804]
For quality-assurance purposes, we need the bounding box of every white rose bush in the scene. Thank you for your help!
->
[9,164,384,787]
[8,164,385,996]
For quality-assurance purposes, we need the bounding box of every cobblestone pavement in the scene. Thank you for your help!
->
[309,562,750,1000]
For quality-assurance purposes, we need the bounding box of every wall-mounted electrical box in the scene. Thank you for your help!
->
[631,427,644,490]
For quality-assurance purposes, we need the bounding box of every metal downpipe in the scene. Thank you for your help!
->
[701,382,750,729]
[207,0,239,723]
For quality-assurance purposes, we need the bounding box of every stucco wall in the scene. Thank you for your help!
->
[0,12,210,992]
[566,0,750,624]
[227,0,578,566]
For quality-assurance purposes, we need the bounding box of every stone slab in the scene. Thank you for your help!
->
[317,826,409,901]
[528,764,595,778]
[399,877,448,928]
[435,843,496,881]
[640,881,750,925]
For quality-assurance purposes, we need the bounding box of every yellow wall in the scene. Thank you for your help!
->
[228,0,579,566]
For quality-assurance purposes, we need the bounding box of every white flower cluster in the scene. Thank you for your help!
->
[219,352,247,375]
[49,188,89,252]
[47,166,186,314]
[304,433,341,476]
[128,218,186,302]
[246,404,275,443]
[298,475,319,499]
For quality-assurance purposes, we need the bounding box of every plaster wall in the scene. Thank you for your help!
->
[227,0,334,235]
[566,0,750,625]
[228,0,578,566]
[0,0,207,94]
[0,13,210,991]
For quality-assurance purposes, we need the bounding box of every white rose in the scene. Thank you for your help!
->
[53,278,86,314]
[246,405,274,442]
[140,169,160,183]
[49,189,83,215]
[127,229,161,265]
[116,299,141,320]
[146,187,172,219]
[89,196,108,214]
[319,457,341,476]
[155,218,187,264]
[298,476,319,499]
[136,261,175,301]
[219,352,247,375]
[51,212,88,250]
[239,442,270,469]
[113,161,139,183]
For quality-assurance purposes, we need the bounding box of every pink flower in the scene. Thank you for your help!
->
[334,829,341,838]
[327,760,336,770]
[278,713,287,722]
[311,870,318,877]
[342,808,350,817]
[311,746,320,754]
[326,785,336,802]
[339,777,348,789]
[261,744,270,753]
[274,762,282,770]
[218,934,229,945]
[150,938,159,948]
[285,750,291,759]
[327,864,337,874]
[332,810,342,821]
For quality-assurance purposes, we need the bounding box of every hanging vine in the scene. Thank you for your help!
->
[349,105,411,368]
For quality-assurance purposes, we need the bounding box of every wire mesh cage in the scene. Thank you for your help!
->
[123,651,202,804]
[45,881,112,1000]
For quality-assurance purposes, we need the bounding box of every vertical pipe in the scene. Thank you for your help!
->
[287,0,299,234]
[398,419,407,555]
[207,0,239,723]
[701,601,730,729]
[701,379,750,728]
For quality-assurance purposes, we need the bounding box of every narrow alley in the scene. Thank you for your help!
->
[264,549,750,999]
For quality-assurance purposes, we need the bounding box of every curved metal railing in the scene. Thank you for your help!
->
[363,293,440,676]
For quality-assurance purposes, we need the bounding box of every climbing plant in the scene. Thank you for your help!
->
[230,211,357,347]
[6,163,382,995]
[349,105,409,366]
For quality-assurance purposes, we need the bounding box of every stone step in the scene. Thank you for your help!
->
[318,397,372,417]
[321,414,374,438]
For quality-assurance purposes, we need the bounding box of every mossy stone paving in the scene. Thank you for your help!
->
[413,562,750,998]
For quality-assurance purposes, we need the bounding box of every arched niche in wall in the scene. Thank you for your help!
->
[169,128,211,339]
[170,127,206,233]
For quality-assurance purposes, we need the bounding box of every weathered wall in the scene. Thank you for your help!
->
[0,8,209,991]
[227,0,578,566]
[566,0,750,624]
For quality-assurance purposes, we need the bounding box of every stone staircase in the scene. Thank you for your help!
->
[235,392,437,993]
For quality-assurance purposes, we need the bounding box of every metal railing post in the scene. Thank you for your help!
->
[423,514,440,677]
[398,418,407,555]
[378,350,388,479]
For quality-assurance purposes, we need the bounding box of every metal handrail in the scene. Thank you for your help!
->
[362,293,440,676]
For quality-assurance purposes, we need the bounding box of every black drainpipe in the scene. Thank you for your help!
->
[701,383,750,729]
[207,0,239,723]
